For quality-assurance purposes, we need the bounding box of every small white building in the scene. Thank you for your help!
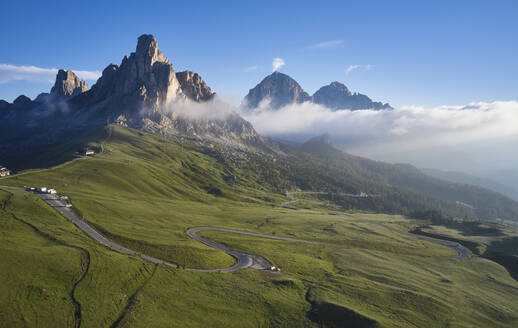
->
[0,167,10,177]
[80,148,95,156]
[40,187,47,193]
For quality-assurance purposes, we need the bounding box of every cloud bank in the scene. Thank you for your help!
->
[242,100,518,174]
[160,96,235,121]
[272,58,285,72]
[0,64,101,83]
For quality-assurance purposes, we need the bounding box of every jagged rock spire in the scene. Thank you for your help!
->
[135,34,170,66]
[50,70,89,98]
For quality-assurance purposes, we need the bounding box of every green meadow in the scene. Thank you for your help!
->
[1,125,517,327]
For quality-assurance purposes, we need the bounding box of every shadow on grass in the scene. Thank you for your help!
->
[306,286,381,328]
[307,300,381,328]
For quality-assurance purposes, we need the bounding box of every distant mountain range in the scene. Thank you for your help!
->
[423,168,518,201]
[242,71,392,111]
[2,34,518,222]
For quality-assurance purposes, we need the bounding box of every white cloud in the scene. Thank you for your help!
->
[74,70,102,81]
[156,95,235,121]
[244,65,258,73]
[242,100,518,174]
[0,64,101,83]
[346,65,361,74]
[346,64,373,74]
[272,58,285,72]
[311,40,344,49]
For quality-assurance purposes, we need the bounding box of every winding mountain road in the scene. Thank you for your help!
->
[283,192,469,260]
[0,185,469,274]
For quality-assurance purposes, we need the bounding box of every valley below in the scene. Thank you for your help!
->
[1,29,517,328]
[1,125,517,327]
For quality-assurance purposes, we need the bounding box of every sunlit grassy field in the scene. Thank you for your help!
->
[1,125,518,327]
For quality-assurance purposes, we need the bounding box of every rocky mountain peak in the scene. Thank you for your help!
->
[50,69,89,98]
[176,71,215,102]
[328,81,352,96]
[243,71,312,110]
[80,34,183,114]
[135,34,170,68]
[64,34,264,148]
[0,100,9,111]
[313,81,392,111]
[0,34,267,151]
[244,73,392,112]
[12,95,33,109]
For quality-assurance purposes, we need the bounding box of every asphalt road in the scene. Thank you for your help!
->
[0,185,468,274]
[33,190,178,269]
[0,186,279,272]
[186,227,324,272]
[283,192,469,260]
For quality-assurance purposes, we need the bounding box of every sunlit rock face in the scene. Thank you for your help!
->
[0,34,268,152]
[243,74,391,111]
[50,70,89,98]
[176,70,215,102]
[243,71,313,110]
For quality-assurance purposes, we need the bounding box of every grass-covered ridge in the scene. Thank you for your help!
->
[1,125,518,327]
[5,123,518,222]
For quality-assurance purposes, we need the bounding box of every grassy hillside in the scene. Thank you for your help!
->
[0,189,314,327]
[413,220,518,281]
[294,136,518,221]
[4,124,518,223]
[1,125,518,327]
[0,188,155,327]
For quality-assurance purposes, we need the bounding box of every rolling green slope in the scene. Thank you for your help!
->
[0,189,155,327]
[1,125,518,327]
[4,124,518,222]
[294,135,518,221]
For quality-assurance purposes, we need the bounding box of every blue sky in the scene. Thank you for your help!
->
[1,0,517,107]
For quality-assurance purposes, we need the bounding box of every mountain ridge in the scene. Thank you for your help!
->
[243,72,392,111]
[0,34,267,153]
[313,81,391,110]
[243,71,312,109]
[1,34,518,223]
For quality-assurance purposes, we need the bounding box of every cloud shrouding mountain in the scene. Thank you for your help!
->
[0,64,101,83]
[272,58,285,72]
[159,96,235,121]
[242,100,518,174]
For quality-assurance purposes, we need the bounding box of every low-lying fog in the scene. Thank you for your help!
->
[241,100,518,199]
